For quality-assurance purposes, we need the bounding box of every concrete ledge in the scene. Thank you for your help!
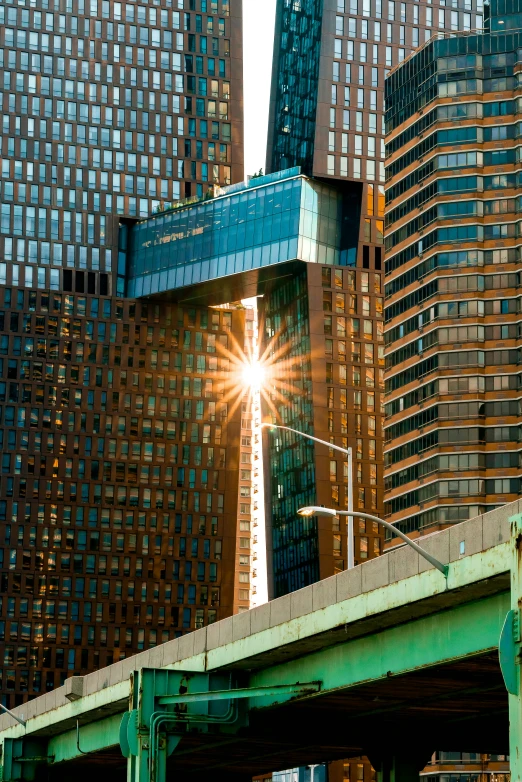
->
[108,662,124,688]
[206,620,221,651]
[162,638,182,666]
[64,676,84,702]
[147,646,165,669]
[388,544,419,583]
[450,515,483,561]
[418,528,450,574]
[336,566,362,602]
[361,552,390,592]
[232,611,251,641]
[218,616,234,647]
[193,627,208,656]
[483,502,519,549]
[269,594,291,627]
[250,602,270,635]
[122,652,143,679]
[178,631,196,661]
[291,585,313,619]
[312,576,337,611]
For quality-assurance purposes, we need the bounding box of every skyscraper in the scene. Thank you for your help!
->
[264,3,484,781]
[383,10,520,782]
[267,0,484,278]
[125,163,384,596]
[262,0,483,600]
[384,0,522,538]
[0,0,244,708]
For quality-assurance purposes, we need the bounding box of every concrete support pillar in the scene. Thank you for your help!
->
[368,750,431,782]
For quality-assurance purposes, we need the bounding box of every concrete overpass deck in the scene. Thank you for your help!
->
[0,501,519,782]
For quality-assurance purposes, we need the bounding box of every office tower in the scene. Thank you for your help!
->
[125,166,383,598]
[384,0,522,538]
[0,0,243,707]
[265,4,483,781]
[267,0,484,269]
[264,0,485,601]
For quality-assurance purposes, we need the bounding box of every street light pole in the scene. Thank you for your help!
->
[298,506,449,578]
[261,423,354,569]
[347,447,354,570]
[260,422,353,457]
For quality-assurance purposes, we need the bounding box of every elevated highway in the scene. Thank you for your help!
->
[0,502,520,782]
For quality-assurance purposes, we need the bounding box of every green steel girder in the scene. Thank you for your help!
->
[1,738,48,782]
[248,591,510,706]
[1,518,520,782]
[124,670,245,782]
[48,713,122,765]
[123,669,322,782]
[499,608,520,696]
[506,513,522,781]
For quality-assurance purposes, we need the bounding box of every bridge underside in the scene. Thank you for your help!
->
[4,508,520,782]
[49,650,507,782]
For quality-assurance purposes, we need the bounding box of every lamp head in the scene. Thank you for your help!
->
[298,506,338,518]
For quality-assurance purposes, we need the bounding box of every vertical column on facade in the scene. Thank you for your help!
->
[507,511,522,782]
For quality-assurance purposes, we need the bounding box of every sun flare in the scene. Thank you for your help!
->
[215,311,303,426]
[242,360,266,389]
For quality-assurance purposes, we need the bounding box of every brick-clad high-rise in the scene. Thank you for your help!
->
[0,0,244,707]
[382,4,519,781]
[384,0,522,538]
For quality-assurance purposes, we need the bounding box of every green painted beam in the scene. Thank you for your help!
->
[0,538,512,774]
[248,592,510,708]
[48,713,123,765]
[44,594,508,768]
[157,682,321,705]
[205,543,511,672]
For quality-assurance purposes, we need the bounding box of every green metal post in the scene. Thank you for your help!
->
[508,512,522,782]
[126,736,150,782]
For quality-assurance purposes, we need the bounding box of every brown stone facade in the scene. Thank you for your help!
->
[0,0,244,707]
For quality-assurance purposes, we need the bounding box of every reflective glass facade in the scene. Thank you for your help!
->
[263,269,319,596]
[267,0,323,174]
[126,171,355,298]
[267,0,482,259]
[262,259,385,599]
[121,171,384,601]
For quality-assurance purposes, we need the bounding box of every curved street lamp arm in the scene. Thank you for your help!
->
[260,423,351,457]
[338,511,448,577]
[0,702,26,727]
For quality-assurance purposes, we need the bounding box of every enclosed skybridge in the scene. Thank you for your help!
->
[0,502,521,782]
[121,168,361,306]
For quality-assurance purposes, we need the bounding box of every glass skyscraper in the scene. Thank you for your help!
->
[264,2,486,781]
[262,0,486,596]
[0,0,244,708]
[263,0,488,604]
[122,167,383,596]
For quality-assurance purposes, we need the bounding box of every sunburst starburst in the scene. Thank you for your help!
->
[215,316,303,424]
